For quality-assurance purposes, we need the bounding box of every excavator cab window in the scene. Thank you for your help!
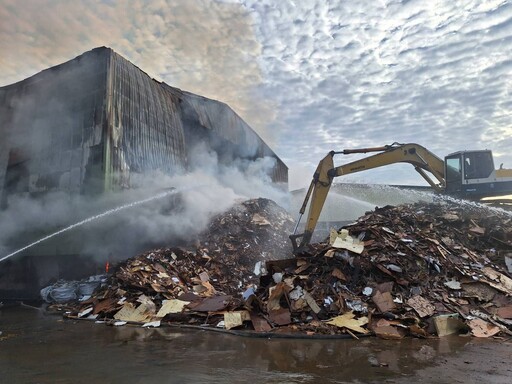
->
[444,155,462,194]
[445,156,462,182]
[463,151,494,180]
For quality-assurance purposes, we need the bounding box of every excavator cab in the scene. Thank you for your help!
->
[444,150,497,198]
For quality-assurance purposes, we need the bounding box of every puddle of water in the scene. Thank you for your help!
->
[0,306,480,384]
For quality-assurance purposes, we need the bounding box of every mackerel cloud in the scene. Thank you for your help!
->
[1,0,512,187]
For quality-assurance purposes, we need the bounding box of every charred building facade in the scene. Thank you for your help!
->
[0,47,287,200]
[0,47,287,299]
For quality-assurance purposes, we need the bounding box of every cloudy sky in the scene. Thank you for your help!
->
[1,0,512,189]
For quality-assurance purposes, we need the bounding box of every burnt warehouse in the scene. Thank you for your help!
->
[0,47,287,299]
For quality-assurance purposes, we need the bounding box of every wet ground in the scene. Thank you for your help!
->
[1,306,511,384]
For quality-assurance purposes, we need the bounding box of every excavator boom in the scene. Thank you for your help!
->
[290,143,446,253]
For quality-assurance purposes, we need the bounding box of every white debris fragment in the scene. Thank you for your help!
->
[346,300,368,314]
[362,287,373,296]
[78,307,93,318]
[382,227,395,235]
[113,321,127,326]
[505,255,512,274]
[386,264,402,273]
[272,272,283,283]
[142,320,161,328]
[254,261,262,276]
[242,286,256,300]
[324,296,334,306]
[444,280,462,290]
[289,286,304,301]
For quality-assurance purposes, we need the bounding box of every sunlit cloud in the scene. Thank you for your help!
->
[2,0,512,188]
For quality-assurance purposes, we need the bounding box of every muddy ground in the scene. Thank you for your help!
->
[1,306,510,384]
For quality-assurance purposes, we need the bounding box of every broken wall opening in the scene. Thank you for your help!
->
[1,148,30,209]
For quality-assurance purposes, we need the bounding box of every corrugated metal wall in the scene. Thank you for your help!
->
[106,52,187,189]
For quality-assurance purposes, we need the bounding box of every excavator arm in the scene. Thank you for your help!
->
[290,143,446,253]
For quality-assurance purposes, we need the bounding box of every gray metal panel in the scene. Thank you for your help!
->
[0,47,110,195]
[0,88,8,193]
[180,91,288,183]
[181,91,258,156]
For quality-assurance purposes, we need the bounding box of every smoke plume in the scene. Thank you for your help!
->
[0,141,289,263]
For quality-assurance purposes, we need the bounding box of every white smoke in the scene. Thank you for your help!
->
[0,141,289,263]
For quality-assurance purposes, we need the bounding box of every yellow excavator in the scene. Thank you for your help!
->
[290,142,512,253]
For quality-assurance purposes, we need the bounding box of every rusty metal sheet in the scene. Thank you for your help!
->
[481,267,512,296]
[375,282,394,294]
[461,282,496,302]
[267,283,288,312]
[178,292,201,302]
[372,291,396,313]
[250,314,272,332]
[374,325,406,340]
[93,298,119,315]
[268,308,291,326]
[187,295,233,312]
[496,306,512,319]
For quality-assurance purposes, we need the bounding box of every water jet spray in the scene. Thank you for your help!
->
[0,187,189,263]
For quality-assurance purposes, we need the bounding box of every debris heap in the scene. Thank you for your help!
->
[260,202,512,338]
[198,197,295,267]
[65,199,512,339]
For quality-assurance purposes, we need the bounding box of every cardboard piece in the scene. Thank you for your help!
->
[372,291,396,313]
[407,295,435,318]
[433,314,466,337]
[156,299,190,318]
[326,312,369,334]
[468,318,500,338]
[224,310,251,330]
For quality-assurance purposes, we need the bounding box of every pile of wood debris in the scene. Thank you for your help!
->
[63,198,512,339]
[200,197,295,262]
